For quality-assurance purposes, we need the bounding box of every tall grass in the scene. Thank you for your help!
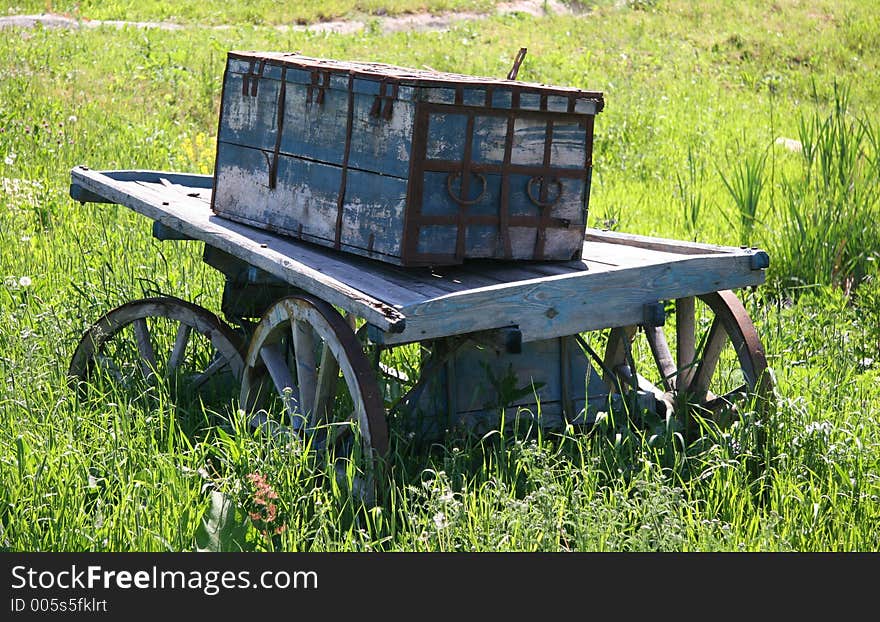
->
[767,84,880,295]
[1,0,879,551]
[718,138,769,247]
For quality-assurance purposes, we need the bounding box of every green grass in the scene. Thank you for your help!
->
[1,0,879,551]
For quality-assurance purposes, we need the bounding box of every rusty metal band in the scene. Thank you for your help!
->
[453,113,477,260]
[268,67,287,190]
[383,83,398,120]
[400,104,431,264]
[533,118,555,260]
[421,101,587,122]
[582,113,596,168]
[411,212,571,228]
[333,74,356,250]
[507,47,527,80]
[307,70,318,103]
[498,97,517,259]
[241,59,255,96]
[210,63,233,215]
[319,71,330,105]
[370,81,385,117]
[419,159,585,178]
[454,85,464,106]
[252,61,265,97]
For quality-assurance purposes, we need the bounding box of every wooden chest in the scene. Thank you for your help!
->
[211,52,604,266]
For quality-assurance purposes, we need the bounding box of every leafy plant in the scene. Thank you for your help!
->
[717,137,769,247]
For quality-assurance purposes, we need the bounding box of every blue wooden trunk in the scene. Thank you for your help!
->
[211,52,604,266]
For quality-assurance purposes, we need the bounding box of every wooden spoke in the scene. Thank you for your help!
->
[312,342,340,429]
[167,322,192,376]
[675,296,696,391]
[690,316,728,401]
[644,325,675,392]
[132,318,157,380]
[259,343,302,427]
[291,319,317,419]
[189,354,231,391]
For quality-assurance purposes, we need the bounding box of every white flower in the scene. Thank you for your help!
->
[68,115,77,123]
[4,153,15,165]
[432,511,448,529]
[18,276,31,287]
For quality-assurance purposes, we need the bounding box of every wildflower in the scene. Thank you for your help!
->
[18,276,31,287]
[4,153,14,165]
[245,472,286,536]
[68,115,77,123]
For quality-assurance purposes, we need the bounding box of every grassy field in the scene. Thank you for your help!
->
[1,0,878,551]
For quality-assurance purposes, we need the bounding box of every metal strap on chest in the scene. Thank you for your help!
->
[333,74,356,250]
[267,67,287,190]
[242,59,266,97]
[307,70,331,105]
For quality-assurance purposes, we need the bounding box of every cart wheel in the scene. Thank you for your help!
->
[239,295,387,494]
[68,297,246,411]
[604,290,772,435]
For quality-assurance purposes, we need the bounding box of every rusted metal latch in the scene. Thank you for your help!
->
[507,48,528,80]
[307,70,331,105]
[370,80,399,119]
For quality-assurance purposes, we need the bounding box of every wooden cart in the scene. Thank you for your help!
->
[68,166,773,478]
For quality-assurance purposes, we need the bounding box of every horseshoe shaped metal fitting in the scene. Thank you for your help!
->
[527,176,563,208]
[446,171,487,206]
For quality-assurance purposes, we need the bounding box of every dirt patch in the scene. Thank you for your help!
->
[0,1,577,34]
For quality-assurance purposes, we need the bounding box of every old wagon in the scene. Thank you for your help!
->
[66,53,773,489]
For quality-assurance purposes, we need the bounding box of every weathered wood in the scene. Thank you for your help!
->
[386,253,766,345]
[70,168,769,346]
[291,319,317,418]
[690,316,728,400]
[259,343,303,428]
[408,334,609,438]
[644,325,675,391]
[675,296,696,390]
[70,167,408,333]
[584,228,766,259]
[167,322,191,375]
[132,318,157,380]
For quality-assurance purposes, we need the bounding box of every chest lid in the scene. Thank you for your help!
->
[226,51,605,115]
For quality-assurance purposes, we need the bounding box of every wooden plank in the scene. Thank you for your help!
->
[70,166,409,333]
[585,228,760,257]
[383,253,765,345]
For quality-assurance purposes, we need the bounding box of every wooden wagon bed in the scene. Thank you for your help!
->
[70,167,769,345]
